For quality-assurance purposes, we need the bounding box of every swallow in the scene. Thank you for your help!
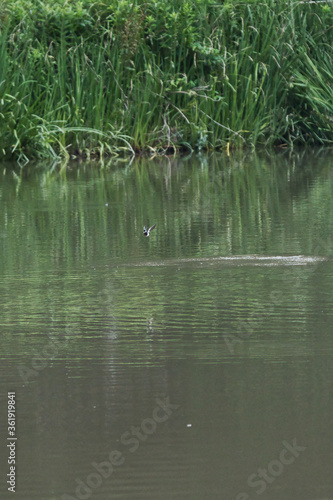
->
[143,224,156,236]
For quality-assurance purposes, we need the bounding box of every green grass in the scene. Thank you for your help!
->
[0,0,332,162]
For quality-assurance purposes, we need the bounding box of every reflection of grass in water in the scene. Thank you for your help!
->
[1,152,333,356]
[0,0,332,161]
[1,149,332,279]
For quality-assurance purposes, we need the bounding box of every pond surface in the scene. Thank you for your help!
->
[1,149,333,500]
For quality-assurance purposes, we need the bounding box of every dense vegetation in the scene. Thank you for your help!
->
[0,0,332,162]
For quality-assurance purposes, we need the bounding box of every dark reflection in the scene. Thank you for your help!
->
[1,150,333,500]
[1,148,333,276]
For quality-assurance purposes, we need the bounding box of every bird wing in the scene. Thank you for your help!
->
[149,224,156,232]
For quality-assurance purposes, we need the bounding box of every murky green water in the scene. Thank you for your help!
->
[1,149,333,500]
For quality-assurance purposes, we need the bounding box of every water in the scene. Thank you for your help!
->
[1,149,333,500]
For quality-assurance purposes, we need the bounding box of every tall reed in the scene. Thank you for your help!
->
[0,0,332,161]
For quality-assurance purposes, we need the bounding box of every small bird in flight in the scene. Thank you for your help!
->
[143,224,156,237]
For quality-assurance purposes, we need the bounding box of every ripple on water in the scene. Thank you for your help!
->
[124,255,327,268]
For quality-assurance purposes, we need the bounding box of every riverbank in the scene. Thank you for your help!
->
[1,0,332,162]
